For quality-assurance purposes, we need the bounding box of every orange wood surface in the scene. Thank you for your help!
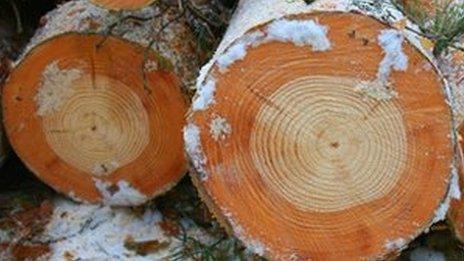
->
[188,12,454,260]
[3,34,188,205]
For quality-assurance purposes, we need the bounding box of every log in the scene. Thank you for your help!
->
[184,0,458,259]
[2,0,198,206]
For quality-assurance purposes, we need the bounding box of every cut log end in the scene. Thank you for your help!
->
[186,12,454,260]
[3,33,187,206]
[90,0,156,11]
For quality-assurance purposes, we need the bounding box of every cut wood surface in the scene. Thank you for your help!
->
[2,0,198,206]
[90,0,156,10]
[185,0,458,259]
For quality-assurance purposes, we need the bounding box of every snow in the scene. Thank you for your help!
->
[67,191,88,204]
[94,179,148,206]
[36,61,82,116]
[209,116,232,141]
[432,165,461,224]
[183,123,208,180]
[266,19,331,51]
[41,198,172,261]
[377,29,408,85]
[217,31,265,72]
[410,247,446,261]
[214,18,331,72]
[143,59,158,72]
[384,238,406,251]
[223,210,267,257]
[192,79,216,111]
[354,29,408,100]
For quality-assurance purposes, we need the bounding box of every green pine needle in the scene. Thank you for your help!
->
[399,0,464,56]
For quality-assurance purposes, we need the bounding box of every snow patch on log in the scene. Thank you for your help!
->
[214,0,349,61]
[266,19,331,51]
[94,179,148,206]
[354,29,408,100]
[215,19,330,72]
[36,61,82,116]
[143,59,159,72]
[410,247,446,261]
[223,211,267,257]
[384,238,407,251]
[377,29,408,85]
[192,79,216,111]
[197,0,434,88]
[41,198,172,260]
[183,123,208,180]
[217,31,265,72]
[432,165,461,223]
[209,116,232,141]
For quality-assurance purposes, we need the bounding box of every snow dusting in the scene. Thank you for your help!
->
[36,61,82,116]
[377,29,408,85]
[215,18,331,72]
[209,116,232,141]
[192,79,216,111]
[41,198,172,260]
[354,29,408,100]
[432,165,461,224]
[223,211,267,257]
[217,31,265,71]
[183,123,208,180]
[384,238,406,251]
[67,191,88,204]
[94,179,148,206]
[266,19,331,51]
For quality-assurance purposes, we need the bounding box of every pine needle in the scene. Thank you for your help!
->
[398,0,464,56]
